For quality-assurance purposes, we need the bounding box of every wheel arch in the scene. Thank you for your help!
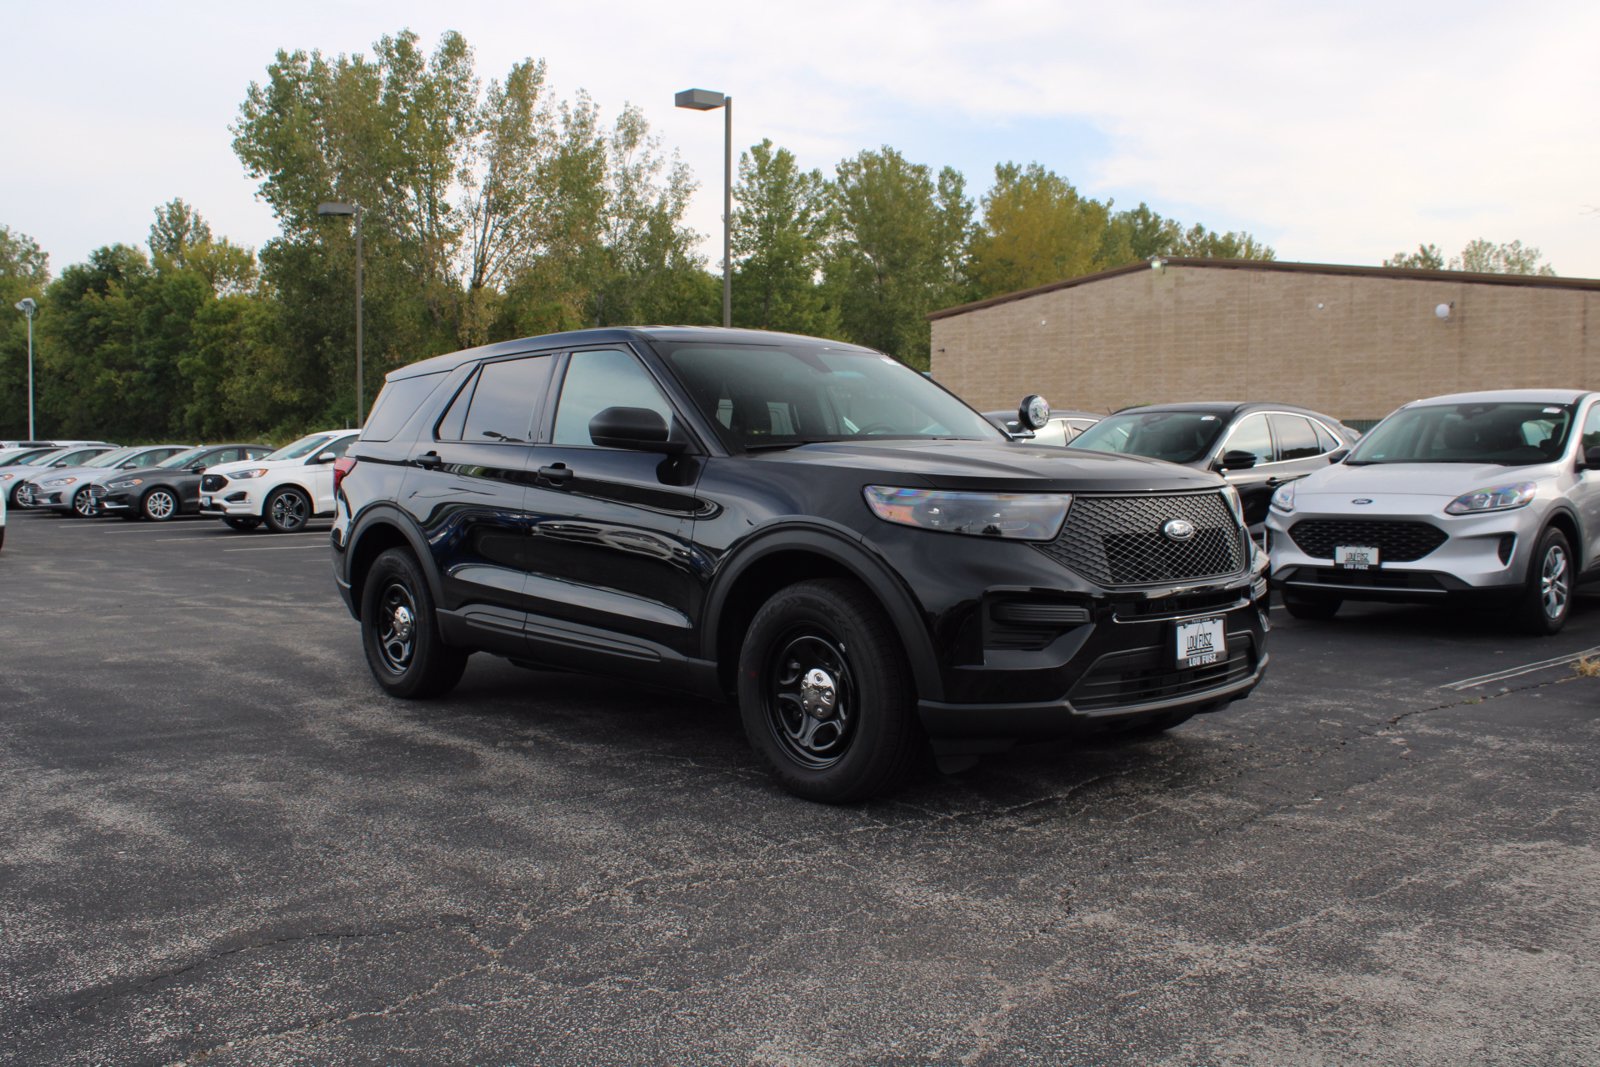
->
[702,527,942,703]
[1542,506,1583,568]
[345,506,441,621]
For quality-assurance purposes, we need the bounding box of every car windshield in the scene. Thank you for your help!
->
[156,447,209,469]
[0,448,41,465]
[659,341,1001,450]
[15,447,78,467]
[1347,402,1574,465]
[81,447,141,468]
[1068,411,1227,464]
[265,433,340,461]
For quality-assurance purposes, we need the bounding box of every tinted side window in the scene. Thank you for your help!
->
[1580,404,1600,453]
[461,357,555,443]
[1270,414,1323,460]
[1222,414,1274,466]
[552,349,674,447]
[1313,421,1341,453]
[363,373,444,442]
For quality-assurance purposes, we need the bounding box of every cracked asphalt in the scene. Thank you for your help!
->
[2,508,1598,1065]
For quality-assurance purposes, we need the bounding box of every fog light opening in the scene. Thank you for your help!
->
[1497,534,1516,566]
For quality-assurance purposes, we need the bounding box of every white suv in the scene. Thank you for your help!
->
[199,430,360,532]
[1268,389,1600,634]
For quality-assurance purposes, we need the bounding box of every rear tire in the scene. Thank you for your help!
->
[1283,593,1341,620]
[360,548,468,698]
[1514,527,1572,635]
[737,578,922,803]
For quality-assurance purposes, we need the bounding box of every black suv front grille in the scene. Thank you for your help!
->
[1037,492,1245,587]
[1069,635,1257,712]
[200,474,228,492]
[1288,520,1446,562]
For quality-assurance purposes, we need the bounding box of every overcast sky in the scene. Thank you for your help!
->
[4,1,1597,280]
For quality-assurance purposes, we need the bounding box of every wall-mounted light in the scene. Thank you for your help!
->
[1149,256,1166,271]
[1435,302,1454,322]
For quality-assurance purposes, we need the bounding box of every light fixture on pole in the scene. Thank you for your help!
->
[674,87,732,328]
[317,201,365,425]
[13,297,36,439]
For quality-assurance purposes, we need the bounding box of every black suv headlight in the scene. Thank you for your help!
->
[863,486,1070,541]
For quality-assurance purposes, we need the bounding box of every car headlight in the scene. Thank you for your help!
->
[107,478,144,490]
[863,486,1070,541]
[226,468,268,480]
[0,473,14,482]
[40,476,77,487]
[1270,481,1297,513]
[1445,482,1537,515]
[1221,483,1244,524]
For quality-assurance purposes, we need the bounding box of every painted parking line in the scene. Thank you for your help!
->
[222,543,330,553]
[1440,644,1600,691]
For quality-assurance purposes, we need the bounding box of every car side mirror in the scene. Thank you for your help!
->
[1216,449,1258,471]
[313,451,337,464]
[1327,448,1349,463]
[190,464,207,473]
[589,407,685,454]
[1583,445,1600,470]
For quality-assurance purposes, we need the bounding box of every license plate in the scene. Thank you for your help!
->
[1335,545,1379,570]
[200,495,211,507]
[1176,616,1226,669]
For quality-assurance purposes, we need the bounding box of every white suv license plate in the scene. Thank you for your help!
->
[1335,545,1379,570]
[200,495,212,507]
[1176,616,1226,669]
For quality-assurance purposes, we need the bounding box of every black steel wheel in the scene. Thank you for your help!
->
[71,487,98,518]
[141,487,178,522]
[1515,526,1572,635]
[264,487,311,533]
[360,547,468,698]
[738,578,921,803]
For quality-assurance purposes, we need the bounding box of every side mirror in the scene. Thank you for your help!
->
[589,407,685,454]
[1217,449,1258,471]
[1327,448,1350,463]
[313,451,337,464]
[190,465,207,473]
[1582,446,1600,470]
[1017,394,1050,432]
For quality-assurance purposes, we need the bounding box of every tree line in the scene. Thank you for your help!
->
[0,29,1557,443]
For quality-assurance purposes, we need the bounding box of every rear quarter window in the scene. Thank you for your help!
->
[363,372,448,442]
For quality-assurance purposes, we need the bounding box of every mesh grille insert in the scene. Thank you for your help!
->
[1037,491,1246,587]
[1288,520,1446,562]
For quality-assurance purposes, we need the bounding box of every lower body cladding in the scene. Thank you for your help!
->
[917,567,1270,757]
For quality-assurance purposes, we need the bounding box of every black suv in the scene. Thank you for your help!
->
[333,328,1270,801]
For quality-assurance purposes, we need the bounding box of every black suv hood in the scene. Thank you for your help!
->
[750,439,1221,493]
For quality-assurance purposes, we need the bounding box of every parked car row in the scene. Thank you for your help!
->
[2,430,360,531]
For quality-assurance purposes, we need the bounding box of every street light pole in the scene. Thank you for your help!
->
[674,88,733,328]
[13,298,36,439]
[317,201,365,426]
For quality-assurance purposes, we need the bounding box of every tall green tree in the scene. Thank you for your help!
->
[967,162,1113,297]
[730,139,835,334]
[0,226,50,438]
[1383,243,1446,270]
[1452,239,1555,276]
[825,147,971,367]
[1171,224,1276,260]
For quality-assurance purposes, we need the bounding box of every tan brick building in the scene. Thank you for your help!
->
[928,259,1600,425]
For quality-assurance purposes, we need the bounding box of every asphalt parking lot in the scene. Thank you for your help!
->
[2,508,1597,1065]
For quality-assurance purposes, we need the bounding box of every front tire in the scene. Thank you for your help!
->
[71,487,98,518]
[1283,593,1341,620]
[1515,527,1572,635]
[737,578,921,803]
[264,487,311,533]
[360,548,468,698]
[141,487,179,522]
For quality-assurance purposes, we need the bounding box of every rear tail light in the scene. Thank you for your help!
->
[332,457,357,495]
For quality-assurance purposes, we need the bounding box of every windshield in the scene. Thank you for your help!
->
[1068,411,1227,464]
[265,432,340,461]
[157,447,209,469]
[659,341,1001,450]
[0,447,46,465]
[15,447,78,467]
[82,447,141,468]
[1348,402,1574,465]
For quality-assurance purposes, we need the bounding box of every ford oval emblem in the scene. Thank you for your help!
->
[1162,518,1196,542]
[1351,498,1373,505]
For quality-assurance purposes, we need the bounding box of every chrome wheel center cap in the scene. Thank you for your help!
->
[391,605,415,641]
[800,667,837,718]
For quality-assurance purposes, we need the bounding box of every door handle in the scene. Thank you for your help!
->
[414,451,443,470]
[538,463,574,486]
[1264,477,1285,487]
